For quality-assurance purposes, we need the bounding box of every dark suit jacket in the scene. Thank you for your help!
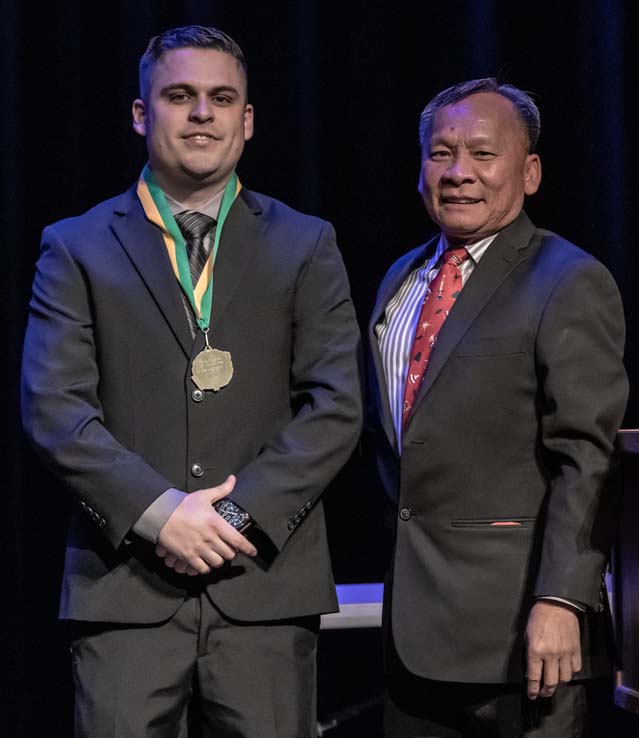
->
[369,211,628,683]
[21,184,363,625]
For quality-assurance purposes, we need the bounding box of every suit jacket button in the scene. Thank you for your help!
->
[191,463,204,478]
[192,389,204,403]
[287,520,296,531]
[399,507,412,521]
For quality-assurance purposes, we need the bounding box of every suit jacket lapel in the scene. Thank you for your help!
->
[110,186,265,359]
[209,188,265,330]
[407,211,535,424]
[111,188,193,357]
[369,237,439,452]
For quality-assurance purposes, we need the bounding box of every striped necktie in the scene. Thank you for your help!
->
[174,210,217,287]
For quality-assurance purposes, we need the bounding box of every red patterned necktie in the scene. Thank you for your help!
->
[402,247,470,428]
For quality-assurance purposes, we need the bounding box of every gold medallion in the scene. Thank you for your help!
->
[191,347,234,391]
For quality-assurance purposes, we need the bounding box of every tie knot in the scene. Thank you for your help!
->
[175,210,216,241]
[443,248,469,267]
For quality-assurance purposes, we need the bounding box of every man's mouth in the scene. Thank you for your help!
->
[182,133,219,144]
[440,196,481,205]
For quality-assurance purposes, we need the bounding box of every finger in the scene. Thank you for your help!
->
[205,475,237,503]
[558,655,574,684]
[208,512,257,557]
[201,550,226,569]
[540,658,559,698]
[169,557,210,576]
[234,533,258,558]
[571,649,582,675]
[164,554,178,568]
[526,656,543,700]
[218,474,237,495]
[206,537,238,561]
[155,544,168,558]
[187,558,212,575]
[173,559,188,575]
[219,525,257,557]
[527,675,542,700]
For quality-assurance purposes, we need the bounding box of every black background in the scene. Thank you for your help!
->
[2,1,637,735]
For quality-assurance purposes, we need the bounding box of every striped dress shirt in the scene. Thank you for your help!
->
[375,232,497,450]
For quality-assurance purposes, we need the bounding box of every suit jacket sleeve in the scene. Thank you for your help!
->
[534,257,628,609]
[228,222,364,551]
[21,226,172,548]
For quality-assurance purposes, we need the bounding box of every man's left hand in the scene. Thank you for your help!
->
[525,600,582,699]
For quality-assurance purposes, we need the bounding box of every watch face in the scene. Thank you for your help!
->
[214,500,251,531]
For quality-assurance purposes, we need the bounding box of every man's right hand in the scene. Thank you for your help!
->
[155,475,257,576]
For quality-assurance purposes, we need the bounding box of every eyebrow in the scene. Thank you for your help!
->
[430,133,496,147]
[160,83,241,97]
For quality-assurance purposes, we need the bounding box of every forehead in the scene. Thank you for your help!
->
[430,92,525,145]
[149,47,247,93]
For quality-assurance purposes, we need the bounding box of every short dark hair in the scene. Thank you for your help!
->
[139,25,248,99]
[419,77,540,155]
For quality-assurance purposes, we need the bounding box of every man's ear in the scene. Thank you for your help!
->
[243,103,254,141]
[132,99,146,137]
[523,154,541,196]
[417,166,425,196]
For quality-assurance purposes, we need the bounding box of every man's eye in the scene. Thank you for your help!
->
[212,95,232,105]
[474,150,496,158]
[168,93,190,103]
[430,150,451,160]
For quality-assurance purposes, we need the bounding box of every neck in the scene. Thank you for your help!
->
[151,169,231,210]
[445,232,493,248]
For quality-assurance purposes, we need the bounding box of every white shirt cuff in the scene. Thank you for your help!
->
[536,595,586,613]
[132,488,187,543]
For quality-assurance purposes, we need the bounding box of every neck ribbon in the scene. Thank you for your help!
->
[136,164,241,332]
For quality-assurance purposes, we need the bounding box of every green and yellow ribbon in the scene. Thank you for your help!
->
[136,164,241,332]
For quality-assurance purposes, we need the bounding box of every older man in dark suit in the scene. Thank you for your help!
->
[369,78,627,737]
[21,25,362,738]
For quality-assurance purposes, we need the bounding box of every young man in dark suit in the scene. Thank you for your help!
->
[369,78,627,737]
[21,25,362,738]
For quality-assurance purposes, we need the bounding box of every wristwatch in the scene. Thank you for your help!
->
[213,499,253,533]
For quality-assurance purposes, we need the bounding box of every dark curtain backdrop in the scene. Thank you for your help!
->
[2,1,636,735]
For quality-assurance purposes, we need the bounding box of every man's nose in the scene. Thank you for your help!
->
[189,95,214,122]
[443,153,475,184]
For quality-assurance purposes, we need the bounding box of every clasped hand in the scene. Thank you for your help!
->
[155,475,257,576]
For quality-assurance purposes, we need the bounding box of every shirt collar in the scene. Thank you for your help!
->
[165,189,225,220]
[440,232,499,264]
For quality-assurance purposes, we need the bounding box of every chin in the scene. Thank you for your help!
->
[440,220,482,237]
[439,225,488,246]
[180,164,222,182]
